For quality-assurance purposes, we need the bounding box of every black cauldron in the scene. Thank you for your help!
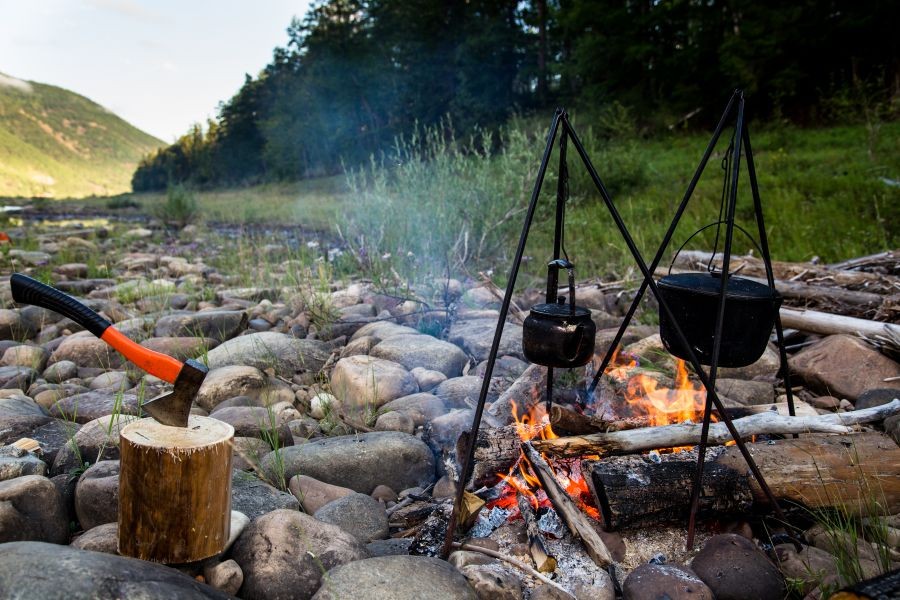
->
[657,272,781,368]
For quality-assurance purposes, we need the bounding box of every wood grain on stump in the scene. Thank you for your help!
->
[118,416,234,563]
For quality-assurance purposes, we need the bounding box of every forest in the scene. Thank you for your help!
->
[131,0,898,191]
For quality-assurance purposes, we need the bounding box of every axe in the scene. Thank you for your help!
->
[10,273,206,427]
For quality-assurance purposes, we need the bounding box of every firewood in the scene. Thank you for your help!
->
[672,251,900,293]
[531,399,900,458]
[522,442,613,567]
[779,307,900,338]
[456,423,543,488]
[550,401,817,435]
[452,542,575,599]
[583,432,900,529]
[517,492,557,573]
[118,416,233,563]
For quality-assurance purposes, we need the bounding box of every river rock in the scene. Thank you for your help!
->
[473,355,529,379]
[231,469,299,520]
[0,445,46,481]
[0,366,37,390]
[330,355,419,412]
[48,331,124,369]
[0,541,233,599]
[153,310,247,342]
[691,533,785,600]
[370,334,468,378]
[380,393,447,426]
[74,460,119,530]
[623,563,713,600]
[210,406,292,447]
[0,310,26,340]
[312,555,476,600]
[42,360,78,383]
[448,318,524,361]
[0,394,46,419]
[206,331,329,378]
[140,336,218,361]
[773,543,840,596]
[0,476,68,544]
[289,474,354,513]
[350,321,419,342]
[460,565,523,600]
[231,509,369,600]
[791,335,900,401]
[264,431,435,494]
[87,371,131,391]
[203,559,243,596]
[48,390,140,424]
[1,345,49,371]
[70,522,118,554]
[716,379,775,406]
[409,366,446,391]
[314,493,389,542]
[51,414,137,476]
[366,538,413,557]
[855,388,899,410]
[434,376,499,410]
[717,345,781,380]
[374,410,415,434]
[194,365,269,411]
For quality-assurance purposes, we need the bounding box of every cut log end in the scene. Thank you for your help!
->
[118,416,234,564]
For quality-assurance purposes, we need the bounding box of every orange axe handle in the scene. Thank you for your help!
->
[10,273,183,384]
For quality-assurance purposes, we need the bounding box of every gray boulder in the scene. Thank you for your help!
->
[312,555,476,600]
[350,321,418,342]
[231,469,299,520]
[51,414,137,476]
[1,345,49,372]
[153,310,247,342]
[139,337,218,362]
[0,366,37,390]
[623,564,712,600]
[330,355,419,412]
[691,534,785,600]
[206,331,329,378]
[70,522,118,554]
[231,509,368,600]
[791,335,900,401]
[75,460,119,530]
[0,395,47,419]
[314,493,389,542]
[0,541,233,599]
[448,318,524,361]
[263,431,435,494]
[0,476,68,544]
[0,445,46,481]
[48,332,124,369]
[380,393,448,426]
[370,334,468,378]
[48,391,140,424]
[194,365,269,411]
[42,360,78,383]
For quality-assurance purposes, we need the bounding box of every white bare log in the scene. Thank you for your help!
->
[532,399,900,458]
[779,307,899,338]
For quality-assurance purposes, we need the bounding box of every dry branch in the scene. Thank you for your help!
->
[779,307,900,339]
[522,442,613,567]
[532,399,900,458]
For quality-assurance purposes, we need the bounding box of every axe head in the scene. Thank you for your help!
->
[142,359,208,427]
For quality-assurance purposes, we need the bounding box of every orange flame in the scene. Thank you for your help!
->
[623,359,709,427]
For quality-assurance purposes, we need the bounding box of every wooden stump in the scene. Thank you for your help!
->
[118,416,234,563]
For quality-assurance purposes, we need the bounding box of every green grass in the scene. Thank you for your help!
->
[0,72,163,198]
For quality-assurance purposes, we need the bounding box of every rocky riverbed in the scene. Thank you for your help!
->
[0,218,898,599]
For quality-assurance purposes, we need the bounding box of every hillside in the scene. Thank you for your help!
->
[0,72,162,198]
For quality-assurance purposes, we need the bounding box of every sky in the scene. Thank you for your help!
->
[0,0,312,142]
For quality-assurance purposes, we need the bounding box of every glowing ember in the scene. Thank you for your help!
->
[488,400,602,522]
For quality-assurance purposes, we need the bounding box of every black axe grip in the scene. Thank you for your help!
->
[10,273,112,337]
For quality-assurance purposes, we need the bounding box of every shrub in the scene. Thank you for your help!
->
[156,184,200,228]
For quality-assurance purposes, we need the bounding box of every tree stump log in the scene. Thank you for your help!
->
[118,416,234,563]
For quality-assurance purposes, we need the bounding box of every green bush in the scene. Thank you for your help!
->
[156,185,200,228]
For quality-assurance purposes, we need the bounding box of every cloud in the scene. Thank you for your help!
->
[85,0,168,23]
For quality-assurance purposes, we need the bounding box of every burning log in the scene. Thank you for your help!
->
[516,493,557,573]
[584,431,900,529]
[532,399,900,458]
[550,401,817,436]
[522,442,613,567]
[456,423,545,489]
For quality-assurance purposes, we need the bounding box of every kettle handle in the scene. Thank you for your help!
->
[547,259,577,312]
[562,322,588,361]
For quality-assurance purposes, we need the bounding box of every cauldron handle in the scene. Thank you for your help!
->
[667,221,767,276]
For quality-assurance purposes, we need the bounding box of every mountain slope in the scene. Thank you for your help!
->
[0,72,163,198]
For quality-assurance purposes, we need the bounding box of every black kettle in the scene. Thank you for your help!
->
[523,259,597,368]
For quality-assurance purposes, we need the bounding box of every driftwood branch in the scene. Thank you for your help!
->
[779,307,900,339]
[452,543,574,599]
[532,400,900,458]
[522,442,613,567]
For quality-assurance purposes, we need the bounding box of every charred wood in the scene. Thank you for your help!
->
[517,493,557,573]
[522,442,613,567]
